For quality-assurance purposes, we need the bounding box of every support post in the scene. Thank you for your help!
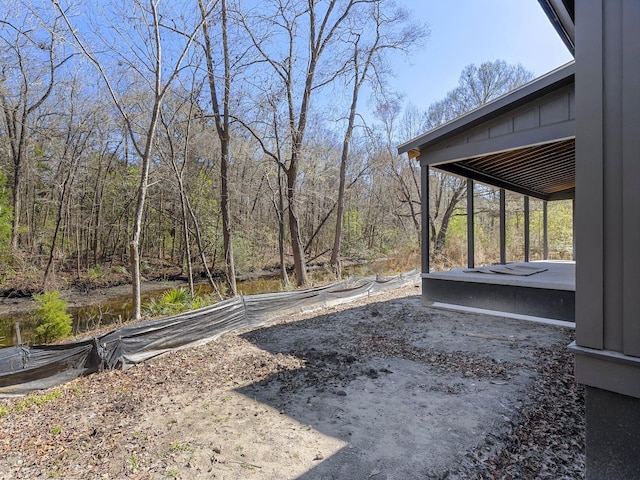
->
[572,197,576,261]
[500,188,506,264]
[467,179,474,268]
[422,165,430,275]
[524,196,530,262]
[543,200,549,260]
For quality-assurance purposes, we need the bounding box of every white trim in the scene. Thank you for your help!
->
[431,302,575,329]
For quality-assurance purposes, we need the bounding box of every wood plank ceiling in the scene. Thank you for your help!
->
[434,138,575,201]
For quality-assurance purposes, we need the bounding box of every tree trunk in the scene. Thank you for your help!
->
[220,142,237,296]
[277,165,290,287]
[184,194,223,300]
[330,61,362,279]
[130,102,159,319]
[200,0,237,296]
[287,159,308,286]
[130,191,146,321]
[178,182,194,295]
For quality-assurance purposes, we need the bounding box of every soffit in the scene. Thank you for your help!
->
[434,139,575,201]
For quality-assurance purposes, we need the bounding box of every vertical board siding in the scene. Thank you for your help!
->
[602,0,624,352]
[622,1,640,357]
[575,0,604,349]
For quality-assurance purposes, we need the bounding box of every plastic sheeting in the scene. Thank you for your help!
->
[0,341,96,396]
[0,270,419,397]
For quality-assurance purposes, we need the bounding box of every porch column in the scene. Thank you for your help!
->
[572,197,576,261]
[543,200,549,260]
[422,165,430,274]
[500,189,506,264]
[524,196,530,262]
[467,179,474,268]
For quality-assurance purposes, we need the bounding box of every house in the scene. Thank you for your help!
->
[399,1,640,477]
[398,61,576,323]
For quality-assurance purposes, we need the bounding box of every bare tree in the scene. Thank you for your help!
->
[375,96,422,246]
[230,92,293,286]
[330,1,426,278]
[264,96,291,287]
[158,98,196,294]
[0,7,71,252]
[428,172,466,261]
[155,81,222,300]
[42,76,96,289]
[198,0,238,296]
[86,116,123,268]
[241,0,372,287]
[424,60,533,129]
[54,0,209,319]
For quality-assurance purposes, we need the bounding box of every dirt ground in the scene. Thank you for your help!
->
[0,283,584,479]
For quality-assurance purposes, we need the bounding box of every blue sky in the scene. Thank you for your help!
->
[391,0,574,109]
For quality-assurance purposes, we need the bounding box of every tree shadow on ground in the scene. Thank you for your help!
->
[235,294,560,479]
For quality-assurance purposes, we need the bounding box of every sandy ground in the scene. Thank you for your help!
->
[0,283,584,479]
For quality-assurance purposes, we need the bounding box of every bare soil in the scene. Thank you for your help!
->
[0,284,584,479]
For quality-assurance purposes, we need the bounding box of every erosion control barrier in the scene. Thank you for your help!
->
[0,270,420,397]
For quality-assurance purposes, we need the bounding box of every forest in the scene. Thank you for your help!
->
[0,0,573,321]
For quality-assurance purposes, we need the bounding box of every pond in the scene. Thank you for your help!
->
[0,259,413,347]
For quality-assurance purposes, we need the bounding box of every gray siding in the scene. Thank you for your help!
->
[621,1,640,358]
[421,87,575,167]
[576,0,640,356]
[574,0,640,397]
[601,0,623,353]
[575,0,605,350]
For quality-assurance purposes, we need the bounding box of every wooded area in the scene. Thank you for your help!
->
[0,0,572,319]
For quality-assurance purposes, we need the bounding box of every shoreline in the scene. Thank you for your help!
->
[0,279,189,319]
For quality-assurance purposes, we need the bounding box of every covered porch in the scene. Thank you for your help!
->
[398,62,575,323]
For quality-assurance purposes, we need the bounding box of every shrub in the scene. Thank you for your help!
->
[32,291,73,343]
[162,287,190,306]
[142,287,213,317]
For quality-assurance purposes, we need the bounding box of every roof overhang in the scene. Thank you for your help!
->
[537,0,575,55]
[398,62,575,201]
